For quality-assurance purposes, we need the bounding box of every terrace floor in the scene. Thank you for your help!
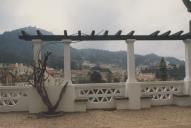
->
[1,106,191,128]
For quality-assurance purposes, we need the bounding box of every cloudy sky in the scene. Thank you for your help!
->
[0,0,191,60]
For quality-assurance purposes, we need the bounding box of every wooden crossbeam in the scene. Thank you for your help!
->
[171,31,184,36]
[64,30,67,36]
[36,30,42,36]
[149,31,160,37]
[104,31,109,36]
[78,30,81,36]
[19,30,191,41]
[91,31,95,36]
[160,31,171,36]
[115,30,122,36]
[127,31,135,36]
[183,32,191,36]
[21,30,29,37]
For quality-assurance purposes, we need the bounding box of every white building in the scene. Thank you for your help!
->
[9,63,33,76]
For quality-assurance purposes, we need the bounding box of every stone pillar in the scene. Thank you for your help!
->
[32,39,43,66]
[126,39,136,83]
[184,39,191,94]
[62,40,77,112]
[63,40,72,84]
[125,39,141,110]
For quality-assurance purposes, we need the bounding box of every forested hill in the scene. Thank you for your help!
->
[0,27,184,69]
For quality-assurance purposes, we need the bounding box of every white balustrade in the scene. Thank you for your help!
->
[0,86,30,112]
[75,83,125,109]
[0,81,187,112]
[141,81,184,105]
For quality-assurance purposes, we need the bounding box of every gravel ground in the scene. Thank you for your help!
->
[1,106,191,128]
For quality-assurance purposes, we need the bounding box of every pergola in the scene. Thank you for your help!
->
[20,30,191,41]
[19,29,191,110]
[19,30,191,85]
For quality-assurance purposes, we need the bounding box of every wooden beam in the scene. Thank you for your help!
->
[171,31,184,36]
[64,30,67,36]
[149,31,160,37]
[160,31,171,37]
[36,30,42,36]
[104,31,109,36]
[78,30,81,36]
[127,31,135,36]
[115,30,122,36]
[19,30,191,41]
[91,30,95,36]
[183,32,191,36]
[21,30,29,37]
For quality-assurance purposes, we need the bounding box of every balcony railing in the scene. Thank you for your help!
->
[75,83,125,109]
[141,81,184,105]
[0,85,30,112]
[0,81,187,112]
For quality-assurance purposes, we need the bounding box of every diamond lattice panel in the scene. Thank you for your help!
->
[141,85,180,101]
[0,91,27,106]
[80,88,121,103]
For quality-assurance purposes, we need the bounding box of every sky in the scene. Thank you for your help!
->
[0,0,191,60]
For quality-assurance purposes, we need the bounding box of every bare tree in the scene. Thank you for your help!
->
[30,52,68,116]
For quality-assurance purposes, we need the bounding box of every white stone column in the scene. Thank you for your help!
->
[61,40,77,112]
[183,39,191,94]
[63,40,72,84]
[32,39,43,66]
[125,39,141,110]
[126,39,136,83]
